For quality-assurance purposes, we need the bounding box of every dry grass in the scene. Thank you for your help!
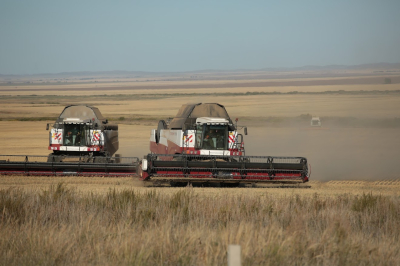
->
[1,182,400,265]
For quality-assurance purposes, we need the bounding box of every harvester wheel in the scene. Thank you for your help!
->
[170,182,187,187]
[156,120,167,144]
[47,154,61,163]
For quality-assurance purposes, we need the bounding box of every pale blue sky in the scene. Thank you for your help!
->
[1,0,399,74]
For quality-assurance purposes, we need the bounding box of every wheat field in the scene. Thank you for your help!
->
[1,73,400,265]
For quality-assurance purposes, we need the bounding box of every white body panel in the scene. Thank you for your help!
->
[183,130,195,149]
[199,150,230,156]
[89,129,104,146]
[59,146,89,151]
[228,131,238,149]
[50,129,63,145]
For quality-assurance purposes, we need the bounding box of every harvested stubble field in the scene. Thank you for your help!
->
[1,73,400,265]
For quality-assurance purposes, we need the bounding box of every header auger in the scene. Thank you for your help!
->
[0,155,139,177]
[138,154,308,186]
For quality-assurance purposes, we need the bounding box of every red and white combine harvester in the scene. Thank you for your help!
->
[47,105,119,162]
[0,105,138,176]
[0,103,309,185]
[138,103,309,186]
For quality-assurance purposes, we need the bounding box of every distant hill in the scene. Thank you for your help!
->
[1,63,399,80]
[261,63,400,71]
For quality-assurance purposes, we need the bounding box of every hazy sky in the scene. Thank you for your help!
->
[1,0,399,74]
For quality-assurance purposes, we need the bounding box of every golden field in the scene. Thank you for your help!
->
[1,74,400,180]
[1,72,400,265]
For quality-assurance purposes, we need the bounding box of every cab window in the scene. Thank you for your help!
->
[201,125,227,150]
[64,124,86,146]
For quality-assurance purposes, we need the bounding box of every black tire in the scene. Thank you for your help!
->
[170,182,188,187]
[156,120,167,144]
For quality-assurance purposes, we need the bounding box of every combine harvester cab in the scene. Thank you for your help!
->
[150,103,245,157]
[139,103,309,185]
[47,105,119,162]
[0,105,138,176]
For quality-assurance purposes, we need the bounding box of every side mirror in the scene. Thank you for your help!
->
[244,127,248,135]
[46,124,49,130]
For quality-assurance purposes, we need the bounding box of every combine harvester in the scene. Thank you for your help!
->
[0,105,138,176]
[46,105,119,162]
[0,103,310,185]
[138,103,309,186]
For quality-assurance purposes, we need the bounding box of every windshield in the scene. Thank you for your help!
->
[196,124,227,150]
[63,124,87,146]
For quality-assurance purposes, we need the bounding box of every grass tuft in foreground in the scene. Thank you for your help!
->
[0,184,399,265]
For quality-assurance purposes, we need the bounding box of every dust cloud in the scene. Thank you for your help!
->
[245,126,400,181]
[117,120,400,181]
